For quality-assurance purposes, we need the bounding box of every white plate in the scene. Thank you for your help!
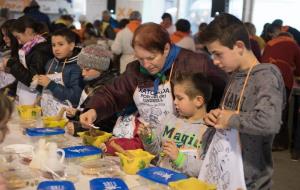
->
[3,144,34,154]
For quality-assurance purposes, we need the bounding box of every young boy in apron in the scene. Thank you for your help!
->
[65,44,118,135]
[138,73,215,177]
[37,28,83,116]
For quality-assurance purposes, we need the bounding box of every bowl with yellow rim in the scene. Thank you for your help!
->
[42,116,68,128]
[17,105,41,121]
[77,130,112,147]
[168,177,216,190]
[116,149,155,175]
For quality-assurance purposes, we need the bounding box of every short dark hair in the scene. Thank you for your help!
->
[11,16,44,34]
[52,28,76,43]
[132,22,170,54]
[199,22,208,30]
[272,19,283,27]
[175,19,191,33]
[161,13,172,21]
[118,18,129,29]
[85,23,97,37]
[200,13,251,50]
[244,22,256,36]
[173,72,213,104]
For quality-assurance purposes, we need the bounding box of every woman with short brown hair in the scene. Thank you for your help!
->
[80,22,226,138]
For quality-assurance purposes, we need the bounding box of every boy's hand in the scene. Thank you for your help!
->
[215,109,236,129]
[204,109,236,129]
[99,143,107,152]
[32,75,38,81]
[204,108,221,126]
[66,107,77,117]
[66,122,75,135]
[37,75,50,87]
[163,141,179,161]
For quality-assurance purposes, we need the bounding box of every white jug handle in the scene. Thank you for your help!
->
[57,148,65,163]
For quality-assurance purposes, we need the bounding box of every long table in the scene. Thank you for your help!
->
[1,110,169,190]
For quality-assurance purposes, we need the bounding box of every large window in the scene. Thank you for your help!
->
[252,0,300,35]
[143,0,244,34]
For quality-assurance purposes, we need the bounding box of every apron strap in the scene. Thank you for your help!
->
[221,62,258,113]
[47,59,67,74]
[167,62,176,82]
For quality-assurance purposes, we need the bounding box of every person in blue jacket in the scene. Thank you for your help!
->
[37,28,83,116]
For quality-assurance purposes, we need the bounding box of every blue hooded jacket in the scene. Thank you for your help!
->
[45,47,84,107]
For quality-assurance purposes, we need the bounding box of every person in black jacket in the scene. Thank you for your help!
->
[65,44,119,136]
[2,16,53,105]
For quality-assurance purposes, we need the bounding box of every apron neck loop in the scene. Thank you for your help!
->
[47,58,67,74]
[222,61,258,113]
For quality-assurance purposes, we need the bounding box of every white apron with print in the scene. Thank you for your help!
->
[16,49,38,105]
[41,72,67,116]
[77,90,88,109]
[133,81,175,131]
[198,129,247,190]
[113,113,137,138]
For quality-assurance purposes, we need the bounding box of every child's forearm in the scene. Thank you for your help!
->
[105,137,143,155]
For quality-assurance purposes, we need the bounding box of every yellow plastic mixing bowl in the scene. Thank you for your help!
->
[17,105,41,121]
[116,149,155,175]
[42,116,68,128]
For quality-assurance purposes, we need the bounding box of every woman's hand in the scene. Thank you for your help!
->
[162,141,179,161]
[37,75,50,87]
[80,109,97,129]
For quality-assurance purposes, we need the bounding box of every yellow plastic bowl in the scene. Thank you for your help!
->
[116,149,155,175]
[42,116,68,128]
[168,177,216,190]
[17,105,41,121]
[77,130,112,147]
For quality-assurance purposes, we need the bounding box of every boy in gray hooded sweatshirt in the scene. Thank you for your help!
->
[202,13,285,190]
